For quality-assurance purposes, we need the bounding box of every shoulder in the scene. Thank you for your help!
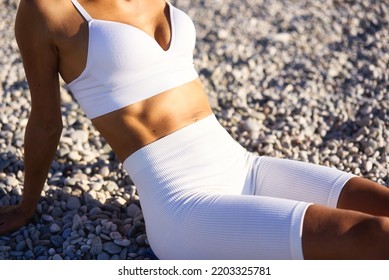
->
[17,0,60,19]
[18,0,66,23]
[18,0,66,14]
[16,0,75,45]
[16,0,71,33]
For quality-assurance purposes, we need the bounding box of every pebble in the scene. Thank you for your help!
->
[50,235,64,248]
[119,247,128,260]
[24,250,34,259]
[16,240,26,251]
[0,246,11,252]
[364,146,375,157]
[95,225,102,236]
[42,214,54,222]
[103,242,122,255]
[34,246,47,257]
[114,239,131,247]
[365,161,374,172]
[70,237,84,245]
[72,214,82,231]
[34,240,51,246]
[81,245,91,253]
[71,130,89,143]
[126,204,141,218]
[50,224,62,234]
[136,234,148,246]
[10,251,24,257]
[90,236,103,255]
[30,230,40,241]
[52,207,64,218]
[67,197,81,210]
[90,183,102,192]
[99,166,110,178]
[64,248,76,259]
[104,181,119,192]
[97,252,110,260]
[68,151,82,162]
[5,176,19,187]
[62,228,72,239]
[110,231,123,240]
[100,233,111,241]
[26,238,33,251]
[113,197,127,207]
[53,254,63,260]
[12,186,22,196]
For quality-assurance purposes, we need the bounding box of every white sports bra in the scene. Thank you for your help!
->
[67,0,199,119]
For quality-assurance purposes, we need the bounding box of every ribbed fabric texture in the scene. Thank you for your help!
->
[123,114,355,260]
[247,157,356,208]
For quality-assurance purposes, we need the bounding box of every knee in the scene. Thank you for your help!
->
[360,216,389,237]
[302,205,389,259]
[355,216,389,259]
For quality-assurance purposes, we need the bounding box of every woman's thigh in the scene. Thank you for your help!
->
[245,156,356,207]
[302,204,389,259]
[147,191,311,260]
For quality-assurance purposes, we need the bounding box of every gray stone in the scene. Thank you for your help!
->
[365,161,373,172]
[136,234,148,246]
[95,225,102,236]
[110,231,123,240]
[113,197,127,207]
[126,204,141,218]
[104,181,119,192]
[50,235,64,248]
[97,252,110,260]
[72,214,82,231]
[67,197,81,210]
[99,166,110,178]
[81,245,91,254]
[103,241,122,255]
[50,223,62,234]
[15,240,26,251]
[24,250,34,259]
[71,130,89,143]
[68,151,82,162]
[5,176,19,187]
[53,254,63,260]
[26,238,33,251]
[114,239,131,247]
[90,236,103,255]
[0,246,11,252]
[48,248,56,256]
[41,214,54,222]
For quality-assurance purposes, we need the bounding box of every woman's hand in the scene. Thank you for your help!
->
[0,205,33,235]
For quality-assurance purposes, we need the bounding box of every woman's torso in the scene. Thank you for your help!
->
[54,0,213,162]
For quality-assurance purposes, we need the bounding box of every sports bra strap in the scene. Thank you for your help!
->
[71,0,93,22]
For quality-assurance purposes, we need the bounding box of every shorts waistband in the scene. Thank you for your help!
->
[123,113,224,176]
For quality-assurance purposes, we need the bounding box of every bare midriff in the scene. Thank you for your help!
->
[90,78,214,162]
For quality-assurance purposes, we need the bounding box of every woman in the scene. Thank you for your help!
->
[0,0,388,259]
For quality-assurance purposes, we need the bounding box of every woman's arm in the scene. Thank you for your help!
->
[0,0,63,235]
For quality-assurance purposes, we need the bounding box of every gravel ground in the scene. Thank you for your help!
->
[0,0,388,259]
